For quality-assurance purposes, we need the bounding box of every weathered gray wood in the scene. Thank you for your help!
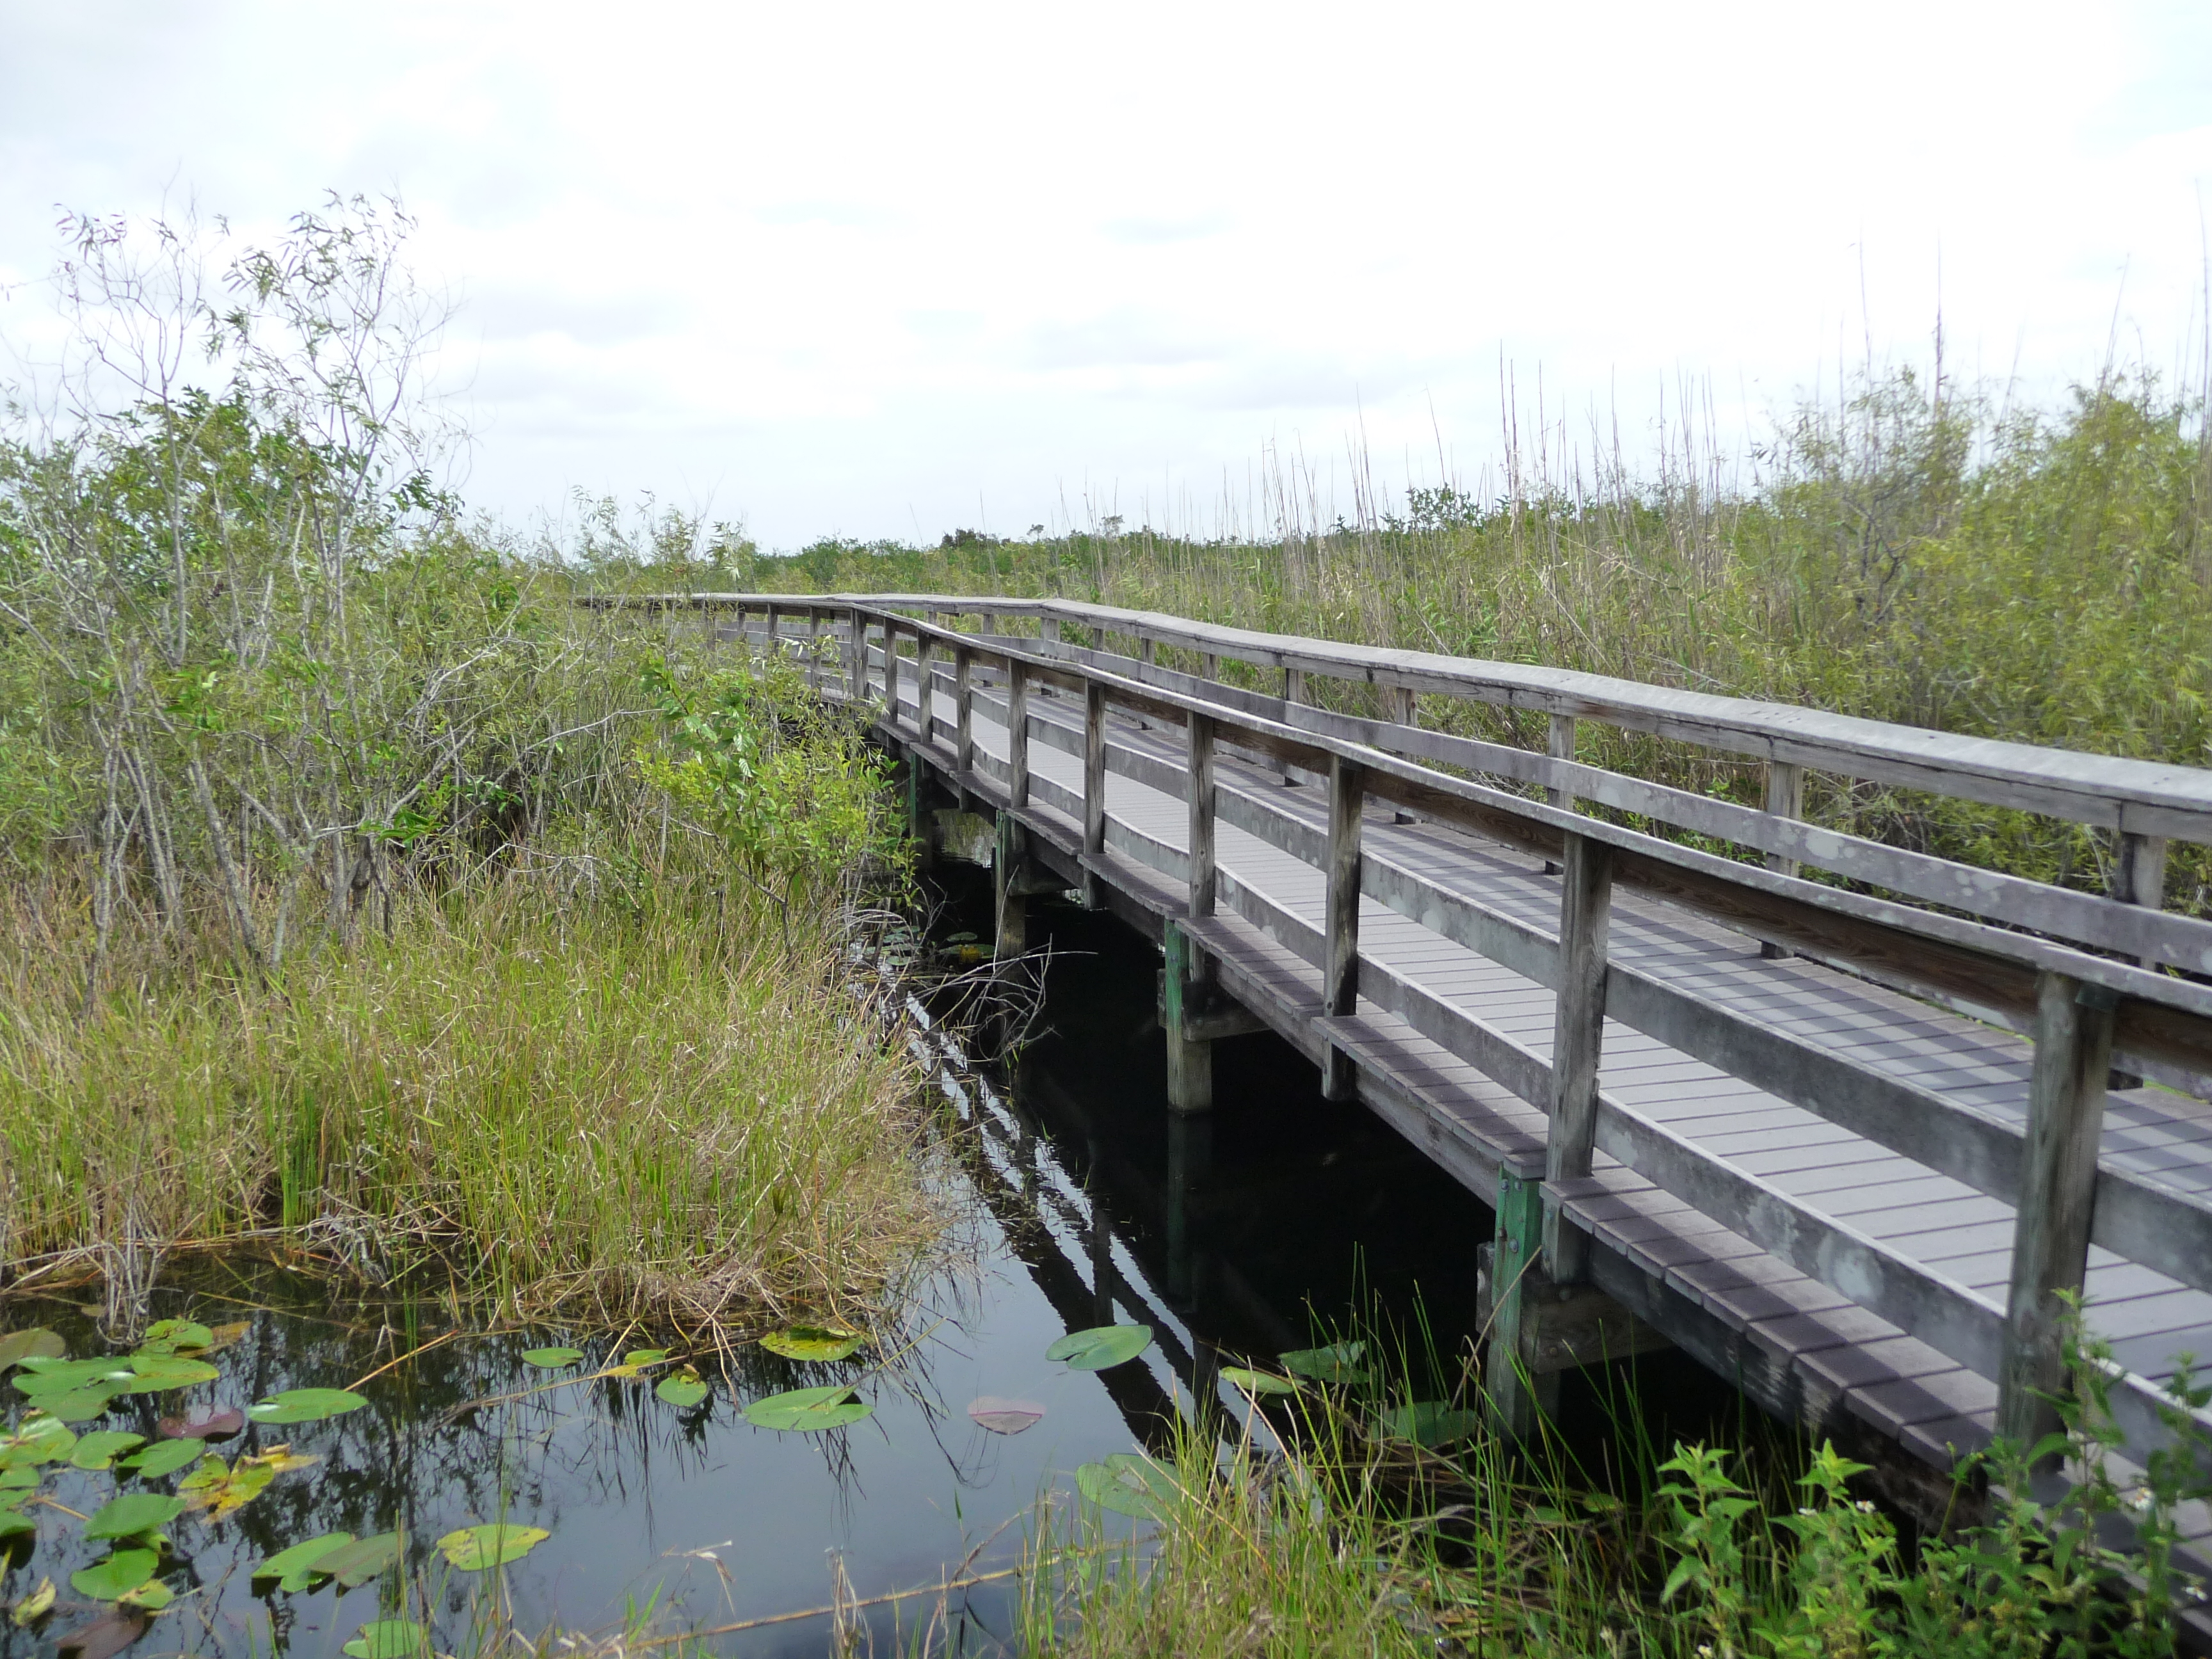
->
[1392,684,1417,728]
[917,631,936,746]
[1188,712,1217,920]
[1998,973,2117,1450]
[1545,831,1614,1282]
[1204,652,1221,680]
[1547,714,1577,812]
[1762,761,1806,959]
[1322,755,1364,1100]
[1007,658,1030,810]
[955,647,975,778]
[1083,681,1107,909]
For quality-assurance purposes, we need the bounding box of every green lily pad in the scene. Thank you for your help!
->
[69,1432,147,1471]
[0,1416,74,1468]
[122,1437,204,1479]
[760,1326,864,1363]
[436,1522,550,1570]
[137,1321,214,1355]
[118,1354,220,1393]
[1219,1366,1299,1397]
[246,1388,367,1424]
[1076,1453,1179,1521]
[1375,1402,1484,1448]
[85,1492,186,1540]
[655,1370,710,1408]
[520,1347,584,1370]
[0,1509,33,1541]
[119,1580,172,1611]
[1279,1342,1368,1384]
[343,1618,429,1659]
[179,1454,276,1516]
[744,1384,872,1432]
[0,1464,35,1489]
[316,1532,401,1587]
[1045,1324,1154,1372]
[70,1550,160,1601]
[40,1388,120,1422]
[0,1331,63,1369]
[254,1531,355,1593]
[12,1359,129,1397]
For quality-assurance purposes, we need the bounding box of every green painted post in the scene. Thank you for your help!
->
[1162,918,1213,1113]
[1487,1164,1557,1440]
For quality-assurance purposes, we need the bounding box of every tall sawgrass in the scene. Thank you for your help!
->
[716,362,2212,912]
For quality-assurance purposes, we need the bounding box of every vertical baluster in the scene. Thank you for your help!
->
[805,606,821,691]
[1006,657,1029,810]
[1322,755,1364,1102]
[1141,636,1156,666]
[1090,623,1105,652]
[1761,760,1806,959]
[917,629,936,746]
[1543,714,1577,874]
[885,621,902,725]
[955,646,975,781]
[1186,711,1215,919]
[1543,831,1614,1283]
[1998,972,2117,1455]
[1083,681,1107,908]
[1203,652,1220,682]
[1391,684,1417,730]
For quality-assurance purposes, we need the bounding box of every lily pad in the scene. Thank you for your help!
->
[316,1532,401,1587]
[41,1389,120,1423]
[1,1465,35,1489]
[84,1493,185,1541]
[0,1509,33,1541]
[0,1416,74,1469]
[1220,1366,1299,1397]
[624,1349,669,1366]
[54,1610,148,1659]
[744,1384,872,1432]
[253,1531,355,1593]
[179,1455,276,1518]
[117,1582,170,1612]
[10,1576,54,1625]
[966,1397,1046,1434]
[760,1326,864,1363]
[1375,1402,1484,1448]
[199,1322,252,1355]
[1045,1324,1154,1372]
[1279,1342,1368,1384]
[157,1407,243,1441]
[122,1438,203,1479]
[69,1432,147,1472]
[520,1347,584,1370]
[69,1550,160,1601]
[246,1388,367,1424]
[118,1355,220,1393]
[0,1331,64,1370]
[654,1370,710,1409]
[342,1618,428,1659]
[12,1360,129,1397]
[436,1522,549,1570]
[1076,1453,1179,1521]
[137,1321,213,1356]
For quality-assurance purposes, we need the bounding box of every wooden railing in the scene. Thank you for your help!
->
[582,590,2212,1468]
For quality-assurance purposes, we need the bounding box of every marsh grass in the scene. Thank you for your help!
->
[0,854,936,1329]
[723,362,2212,912]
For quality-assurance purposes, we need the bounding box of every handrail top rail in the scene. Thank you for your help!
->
[578,589,2212,840]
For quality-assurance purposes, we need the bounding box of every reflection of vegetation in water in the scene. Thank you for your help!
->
[0,1278,958,1656]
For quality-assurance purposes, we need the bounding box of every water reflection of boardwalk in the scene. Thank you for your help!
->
[614,593,2212,1564]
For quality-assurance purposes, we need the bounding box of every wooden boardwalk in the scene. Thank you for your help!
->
[597,590,2212,1562]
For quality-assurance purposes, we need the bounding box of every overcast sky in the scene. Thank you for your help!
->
[3,1,2208,549]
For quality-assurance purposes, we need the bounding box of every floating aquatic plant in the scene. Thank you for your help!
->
[744,1384,871,1431]
[1046,1325,1153,1372]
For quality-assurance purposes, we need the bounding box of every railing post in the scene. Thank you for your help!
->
[917,629,936,747]
[805,605,821,691]
[883,620,901,724]
[1082,681,1107,909]
[2107,832,2167,1087]
[1040,614,1061,646]
[1997,971,2117,1455]
[954,646,975,783]
[1761,760,1806,959]
[1543,831,1614,1283]
[1203,652,1220,682]
[1186,712,1215,920]
[1543,714,1576,874]
[1141,636,1156,665]
[1162,710,1218,1115]
[1390,684,1417,729]
[1090,623,1105,652]
[981,610,998,639]
[1006,657,1029,810]
[841,607,858,700]
[1322,755,1363,1102]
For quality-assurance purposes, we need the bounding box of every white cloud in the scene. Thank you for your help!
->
[2,0,2206,545]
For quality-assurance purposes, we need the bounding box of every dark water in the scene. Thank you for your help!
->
[0,879,1735,1658]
